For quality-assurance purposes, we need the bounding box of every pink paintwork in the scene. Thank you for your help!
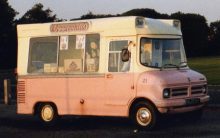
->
[17,68,209,117]
[136,69,209,113]
[17,73,134,116]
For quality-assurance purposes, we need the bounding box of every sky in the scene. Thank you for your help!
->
[8,0,220,23]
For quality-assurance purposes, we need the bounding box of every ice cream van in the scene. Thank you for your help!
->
[16,16,209,129]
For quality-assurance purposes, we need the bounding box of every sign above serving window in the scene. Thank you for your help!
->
[50,22,89,33]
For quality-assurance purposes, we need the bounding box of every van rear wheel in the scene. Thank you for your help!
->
[38,103,58,125]
[132,102,157,130]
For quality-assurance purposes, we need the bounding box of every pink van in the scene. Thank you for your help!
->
[17,16,209,129]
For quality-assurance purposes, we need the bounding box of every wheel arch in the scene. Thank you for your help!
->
[128,97,158,117]
[33,101,58,115]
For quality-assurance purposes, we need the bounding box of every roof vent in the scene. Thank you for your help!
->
[136,17,146,28]
[173,20,181,29]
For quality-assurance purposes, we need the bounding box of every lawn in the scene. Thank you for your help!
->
[188,56,220,85]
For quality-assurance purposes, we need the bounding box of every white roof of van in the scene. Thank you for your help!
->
[17,16,182,37]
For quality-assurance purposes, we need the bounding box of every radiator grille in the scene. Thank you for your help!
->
[191,85,206,95]
[171,87,188,97]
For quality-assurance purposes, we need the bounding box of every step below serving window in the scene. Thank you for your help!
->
[28,34,100,74]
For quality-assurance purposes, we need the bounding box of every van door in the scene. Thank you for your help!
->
[105,39,135,115]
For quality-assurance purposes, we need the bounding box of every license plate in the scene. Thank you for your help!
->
[185,98,200,106]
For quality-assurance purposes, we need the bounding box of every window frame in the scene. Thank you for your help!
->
[108,40,130,73]
[27,34,101,74]
[27,36,59,74]
[139,37,186,69]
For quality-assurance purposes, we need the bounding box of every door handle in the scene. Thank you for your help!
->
[106,74,113,79]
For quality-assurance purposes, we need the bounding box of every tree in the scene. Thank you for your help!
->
[0,0,17,69]
[18,3,57,24]
[122,8,170,19]
[72,11,115,20]
[209,21,220,55]
[171,12,209,57]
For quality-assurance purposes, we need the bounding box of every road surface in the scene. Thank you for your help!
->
[0,105,220,138]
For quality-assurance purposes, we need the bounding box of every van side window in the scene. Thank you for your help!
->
[58,34,100,73]
[28,37,58,73]
[28,34,100,74]
[108,40,129,72]
[58,36,84,73]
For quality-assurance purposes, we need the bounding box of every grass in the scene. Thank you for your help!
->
[188,56,220,85]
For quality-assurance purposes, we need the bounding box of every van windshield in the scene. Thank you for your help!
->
[140,38,187,69]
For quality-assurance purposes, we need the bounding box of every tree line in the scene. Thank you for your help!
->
[0,0,220,69]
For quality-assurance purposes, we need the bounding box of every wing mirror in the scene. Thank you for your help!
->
[121,41,135,62]
[121,48,130,62]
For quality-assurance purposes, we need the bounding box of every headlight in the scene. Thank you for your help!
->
[163,88,171,98]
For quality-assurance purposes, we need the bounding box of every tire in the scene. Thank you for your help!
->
[131,101,157,130]
[38,103,58,125]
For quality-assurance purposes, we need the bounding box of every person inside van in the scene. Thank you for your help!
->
[90,42,99,58]
[86,42,99,72]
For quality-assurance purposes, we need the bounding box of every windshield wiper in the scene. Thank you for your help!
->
[160,64,179,70]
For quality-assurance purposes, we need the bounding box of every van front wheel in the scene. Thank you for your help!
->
[132,102,157,130]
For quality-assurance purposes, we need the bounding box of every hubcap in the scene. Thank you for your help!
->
[136,107,152,126]
[41,105,54,122]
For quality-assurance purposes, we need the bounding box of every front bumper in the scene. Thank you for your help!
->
[155,95,210,114]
